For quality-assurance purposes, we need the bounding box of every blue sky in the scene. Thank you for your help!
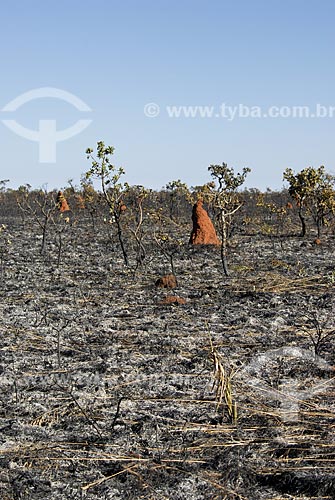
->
[1,0,334,191]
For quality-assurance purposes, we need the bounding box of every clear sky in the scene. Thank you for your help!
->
[1,0,334,191]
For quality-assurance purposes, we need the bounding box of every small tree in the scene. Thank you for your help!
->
[79,176,101,231]
[208,163,250,276]
[165,179,191,222]
[126,185,150,269]
[16,186,58,254]
[85,141,129,265]
[256,193,289,237]
[283,166,335,237]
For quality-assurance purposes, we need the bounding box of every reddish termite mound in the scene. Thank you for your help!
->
[189,199,220,245]
[57,191,70,212]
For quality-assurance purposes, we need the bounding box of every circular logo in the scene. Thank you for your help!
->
[238,346,333,421]
[144,102,160,118]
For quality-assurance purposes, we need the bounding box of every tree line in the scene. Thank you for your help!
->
[1,142,335,276]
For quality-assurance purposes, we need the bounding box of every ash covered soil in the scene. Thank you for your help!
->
[0,216,334,500]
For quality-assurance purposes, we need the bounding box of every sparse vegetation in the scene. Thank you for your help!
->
[283,165,335,237]
[0,160,334,500]
[0,223,12,282]
[85,141,129,266]
[16,186,59,254]
[208,162,250,276]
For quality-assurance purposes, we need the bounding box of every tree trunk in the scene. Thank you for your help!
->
[40,215,48,254]
[221,242,229,277]
[57,232,62,268]
[116,215,129,266]
[220,212,229,277]
[298,208,306,237]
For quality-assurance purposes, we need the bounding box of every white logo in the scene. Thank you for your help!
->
[239,346,333,421]
[1,87,92,163]
[144,102,160,118]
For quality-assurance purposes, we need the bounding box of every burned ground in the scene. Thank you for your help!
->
[0,213,334,500]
